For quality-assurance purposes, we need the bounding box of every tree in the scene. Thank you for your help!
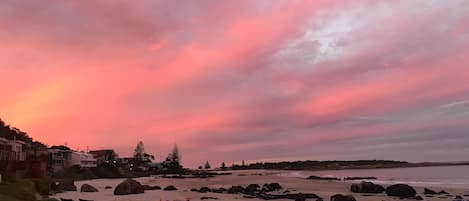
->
[221,162,227,170]
[242,160,246,166]
[166,144,181,164]
[133,141,145,161]
[204,161,211,169]
[163,144,183,172]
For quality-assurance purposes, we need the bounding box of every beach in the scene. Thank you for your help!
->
[52,169,469,201]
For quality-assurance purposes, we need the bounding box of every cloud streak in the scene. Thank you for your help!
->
[1,0,469,166]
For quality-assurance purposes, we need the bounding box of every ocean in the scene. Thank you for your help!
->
[279,165,469,189]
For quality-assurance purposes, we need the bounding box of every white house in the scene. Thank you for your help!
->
[70,151,97,168]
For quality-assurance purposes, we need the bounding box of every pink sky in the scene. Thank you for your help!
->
[1,0,469,167]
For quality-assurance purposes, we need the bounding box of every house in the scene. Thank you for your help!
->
[89,149,117,164]
[70,151,97,168]
[0,137,27,161]
[48,148,97,172]
[48,148,73,172]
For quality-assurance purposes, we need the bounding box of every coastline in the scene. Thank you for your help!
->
[52,169,469,201]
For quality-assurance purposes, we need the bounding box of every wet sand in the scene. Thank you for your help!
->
[52,170,469,201]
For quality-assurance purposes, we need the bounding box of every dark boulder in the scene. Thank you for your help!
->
[80,184,98,192]
[385,184,417,198]
[163,185,177,191]
[150,185,161,190]
[200,197,219,200]
[263,183,282,192]
[228,185,244,194]
[330,194,356,201]
[60,199,73,201]
[113,179,144,195]
[104,186,112,189]
[350,182,384,193]
[438,190,449,195]
[211,188,225,193]
[413,196,424,200]
[56,180,77,192]
[245,184,261,194]
[307,176,340,181]
[199,187,211,193]
[79,199,93,201]
[424,188,438,195]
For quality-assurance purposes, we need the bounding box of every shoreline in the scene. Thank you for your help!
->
[52,169,469,201]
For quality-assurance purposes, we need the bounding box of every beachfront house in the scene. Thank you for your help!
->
[89,149,118,164]
[0,137,27,161]
[70,151,97,168]
[48,148,97,172]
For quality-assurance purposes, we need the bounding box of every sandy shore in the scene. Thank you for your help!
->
[52,170,469,201]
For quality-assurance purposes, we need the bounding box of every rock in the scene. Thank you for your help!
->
[142,185,152,190]
[80,184,98,192]
[199,187,211,193]
[79,199,93,201]
[163,185,177,191]
[104,186,112,189]
[413,196,424,200]
[150,185,161,190]
[424,188,438,195]
[385,184,417,198]
[350,182,385,193]
[200,197,219,200]
[438,190,449,195]
[228,185,245,194]
[56,180,77,192]
[455,195,464,200]
[113,179,144,195]
[294,198,305,201]
[60,199,73,201]
[245,184,261,194]
[211,188,225,193]
[243,195,256,199]
[307,176,340,181]
[330,194,356,201]
[263,183,283,192]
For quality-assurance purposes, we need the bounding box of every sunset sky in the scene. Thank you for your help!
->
[1,0,469,167]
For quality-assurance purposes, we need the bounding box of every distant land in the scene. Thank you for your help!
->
[229,160,469,171]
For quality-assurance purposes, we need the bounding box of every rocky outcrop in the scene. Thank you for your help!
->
[385,184,417,198]
[113,179,144,195]
[262,183,282,192]
[228,185,245,194]
[424,188,438,195]
[330,194,356,201]
[307,176,340,181]
[80,184,98,192]
[163,185,177,191]
[200,197,220,200]
[350,182,385,193]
